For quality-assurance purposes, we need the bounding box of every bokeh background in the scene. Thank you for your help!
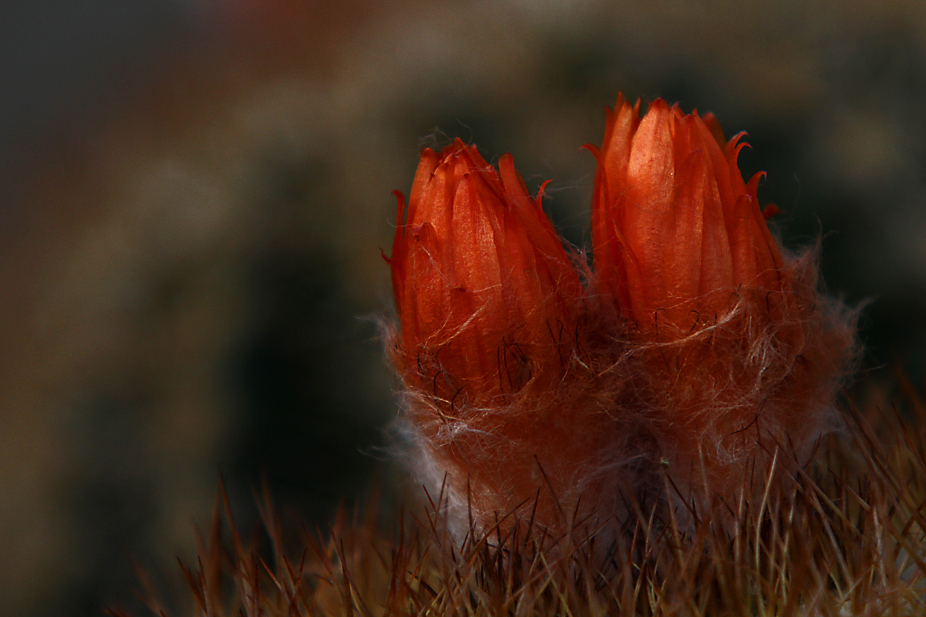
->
[1,1,925,614]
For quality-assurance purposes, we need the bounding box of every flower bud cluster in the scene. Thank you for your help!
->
[386,96,856,533]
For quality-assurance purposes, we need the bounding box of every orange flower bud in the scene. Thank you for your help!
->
[389,139,582,409]
[590,94,786,334]
[590,96,857,501]
[388,140,603,527]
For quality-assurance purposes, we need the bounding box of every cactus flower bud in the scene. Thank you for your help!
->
[590,96,856,501]
[590,94,786,334]
[388,140,600,524]
[389,139,582,407]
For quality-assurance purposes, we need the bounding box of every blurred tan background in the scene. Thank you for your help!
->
[0,0,924,614]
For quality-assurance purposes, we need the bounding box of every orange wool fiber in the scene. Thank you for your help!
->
[386,101,858,535]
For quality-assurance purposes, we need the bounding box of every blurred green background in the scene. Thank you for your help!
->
[1,0,924,614]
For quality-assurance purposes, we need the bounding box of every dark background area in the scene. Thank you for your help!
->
[1,1,924,615]
[0,1,190,175]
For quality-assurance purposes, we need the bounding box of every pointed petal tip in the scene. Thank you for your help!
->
[581,143,602,159]
[702,112,728,149]
[647,98,670,113]
[728,130,749,145]
[498,151,532,200]
[393,189,407,225]
[746,171,766,197]
[609,92,640,117]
